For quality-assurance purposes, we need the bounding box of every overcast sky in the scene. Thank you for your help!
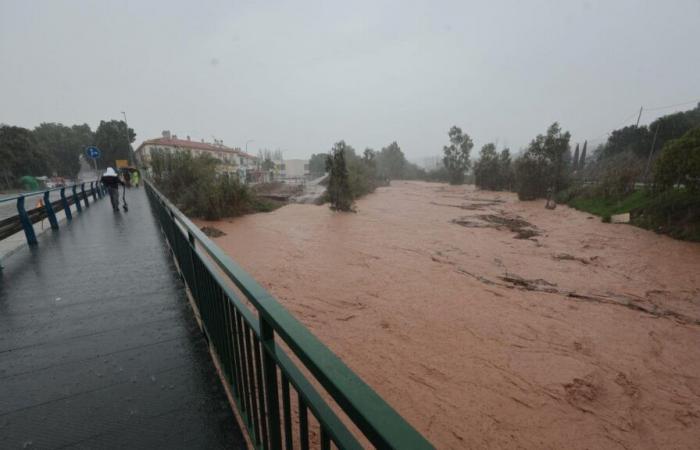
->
[1,0,699,160]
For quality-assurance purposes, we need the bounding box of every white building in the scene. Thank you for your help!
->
[282,159,310,179]
[135,131,258,180]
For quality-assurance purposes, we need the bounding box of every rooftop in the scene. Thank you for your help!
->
[137,137,256,159]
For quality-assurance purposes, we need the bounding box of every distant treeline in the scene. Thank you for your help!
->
[311,141,432,210]
[321,104,699,241]
[0,120,135,189]
[469,103,700,240]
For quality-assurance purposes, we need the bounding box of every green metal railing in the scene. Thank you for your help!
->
[144,179,433,450]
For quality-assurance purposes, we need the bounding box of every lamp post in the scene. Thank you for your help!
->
[121,111,133,166]
[245,139,254,153]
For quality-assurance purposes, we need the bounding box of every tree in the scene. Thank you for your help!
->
[498,148,514,190]
[653,126,700,193]
[442,126,473,184]
[580,140,587,169]
[94,120,135,169]
[514,122,572,200]
[376,141,406,179]
[572,143,580,171]
[474,143,500,190]
[33,122,94,178]
[308,153,327,176]
[326,141,353,211]
[0,125,49,188]
[257,150,275,171]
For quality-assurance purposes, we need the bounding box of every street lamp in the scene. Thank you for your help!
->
[245,139,254,153]
[121,111,134,166]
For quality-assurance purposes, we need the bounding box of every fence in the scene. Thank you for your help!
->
[144,179,433,450]
[0,181,105,245]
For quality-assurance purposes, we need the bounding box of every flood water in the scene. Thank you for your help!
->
[201,181,700,449]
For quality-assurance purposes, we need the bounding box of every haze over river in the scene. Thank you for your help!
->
[200,181,700,449]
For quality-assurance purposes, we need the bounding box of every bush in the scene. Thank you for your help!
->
[634,188,700,241]
[653,126,700,193]
[150,150,266,220]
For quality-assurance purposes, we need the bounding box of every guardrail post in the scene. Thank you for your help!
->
[81,183,89,208]
[72,185,82,212]
[260,319,282,450]
[43,191,59,230]
[16,196,37,246]
[91,182,98,201]
[60,187,72,221]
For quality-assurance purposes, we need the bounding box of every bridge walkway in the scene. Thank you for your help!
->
[0,187,246,449]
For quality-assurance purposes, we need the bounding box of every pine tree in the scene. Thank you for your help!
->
[579,140,587,169]
[572,143,580,171]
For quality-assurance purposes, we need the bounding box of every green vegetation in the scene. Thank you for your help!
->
[473,144,513,191]
[325,141,353,211]
[560,122,700,241]
[565,189,650,217]
[442,126,473,184]
[653,126,700,193]
[514,122,572,200]
[563,187,700,241]
[323,140,429,210]
[0,120,135,189]
[94,120,136,169]
[150,150,277,220]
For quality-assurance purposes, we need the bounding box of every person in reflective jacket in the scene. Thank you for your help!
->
[100,167,125,211]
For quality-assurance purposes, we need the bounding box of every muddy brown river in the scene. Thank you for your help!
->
[199,181,700,449]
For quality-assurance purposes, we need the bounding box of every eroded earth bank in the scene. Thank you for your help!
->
[199,181,700,449]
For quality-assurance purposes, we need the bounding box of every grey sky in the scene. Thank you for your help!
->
[1,0,699,160]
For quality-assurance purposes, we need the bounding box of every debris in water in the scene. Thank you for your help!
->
[201,226,226,238]
[553,253,592,265]
[452,214,540,239]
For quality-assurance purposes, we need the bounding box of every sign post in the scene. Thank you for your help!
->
[85,146,101,179]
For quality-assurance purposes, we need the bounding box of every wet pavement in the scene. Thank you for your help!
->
[0,188,246,449]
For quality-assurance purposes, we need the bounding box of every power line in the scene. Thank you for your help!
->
[581,96,699,145]
[645,98,700,112]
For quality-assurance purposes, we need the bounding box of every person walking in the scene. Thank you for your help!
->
[131,169,140,188]
[101,167,124,211]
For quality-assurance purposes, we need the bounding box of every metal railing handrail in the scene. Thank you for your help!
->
[0,179,101,204]
[145,178,434,449]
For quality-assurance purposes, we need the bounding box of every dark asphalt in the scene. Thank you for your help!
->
[0,188,246,449]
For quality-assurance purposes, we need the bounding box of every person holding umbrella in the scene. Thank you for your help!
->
[100,167,125,211]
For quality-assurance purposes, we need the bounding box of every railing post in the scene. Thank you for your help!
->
[16,196,37,246]
[81,183,89,208]
[72,185,82,213]
[60,187,72,221]
[43,191,59,230]
[91,182,98,201]
[260,319,282,450]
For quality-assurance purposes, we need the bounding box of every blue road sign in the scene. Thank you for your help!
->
[86,146,101,159]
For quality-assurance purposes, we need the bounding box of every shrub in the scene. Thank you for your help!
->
[150,150,265,219]
[653,126,700,193]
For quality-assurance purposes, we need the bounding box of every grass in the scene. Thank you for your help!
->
[564,186,700,242]
[567,190,651,217]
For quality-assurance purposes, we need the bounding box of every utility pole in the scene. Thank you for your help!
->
[643,123,661,182]
[635,106,643,127]
[121,111,133,166]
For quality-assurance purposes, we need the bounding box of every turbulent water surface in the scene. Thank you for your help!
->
[199,181,700,449]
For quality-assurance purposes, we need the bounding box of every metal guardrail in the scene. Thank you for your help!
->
[0,181,105,245]
[144,179,434,450]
